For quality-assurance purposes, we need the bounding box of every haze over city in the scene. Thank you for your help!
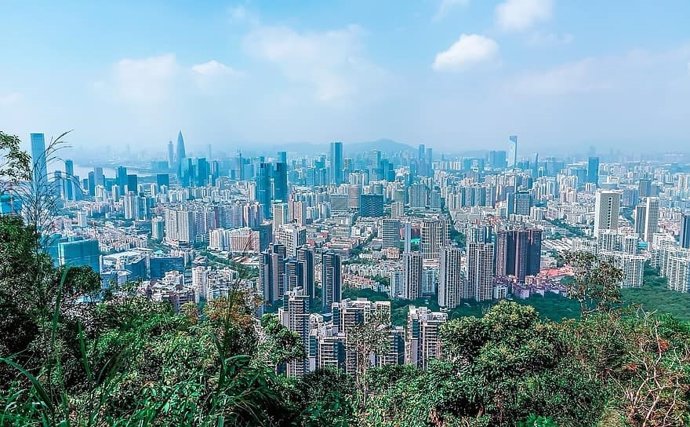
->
[2,0,690,155]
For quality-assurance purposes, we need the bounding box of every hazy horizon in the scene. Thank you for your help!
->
[2,0,690,154]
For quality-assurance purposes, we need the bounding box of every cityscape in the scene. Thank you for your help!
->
[13,129,690,372]
[2,1,690,426]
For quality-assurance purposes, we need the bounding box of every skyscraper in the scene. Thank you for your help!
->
[382,219,401,249]
[634,204,647,239]
[405,306,447,369]
[330,141,343,185]
[587,156,600,185]
[594,190,621,237]
[167,140,175,169]
[260,243,287,307]
[57,239,100,273]
[496,229,542,282]
[438,247,463,309]
[255,162,273,219]
[420,218,449,260]
[296,246,315,304]
[359,194,384,217]
[64,160,74,200]
[644,197,660,245]
[467,242,495,302]
[681,213,690,249]
[175,131,186,168]
[30,133,48,190]
[273,162,288,202]
[279,289,311,377]
[321,252,342,313]
[116,166,127,196]
[403,251,423,300]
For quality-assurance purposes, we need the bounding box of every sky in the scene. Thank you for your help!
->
[1,0,690,157]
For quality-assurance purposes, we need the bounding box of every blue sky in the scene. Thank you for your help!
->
[1,0,690,156]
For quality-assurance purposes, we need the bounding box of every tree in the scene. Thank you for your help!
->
[563,251,624,317]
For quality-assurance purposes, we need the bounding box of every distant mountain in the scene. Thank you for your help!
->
[266,138,416,157]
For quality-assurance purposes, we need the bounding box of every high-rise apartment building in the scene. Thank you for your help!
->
[495,229,542,282]
[279,289,311,377]
[438,247,463,308]
[643,197,660,245]
[405,306,447,369]
[402,251,423,300]
[321,252,342,313]
[260,243,287,307]
[277,223,307,258]
[594,190,621,237]
[681,213,690,249]
[467,242,495,302]
[420,218,449,260]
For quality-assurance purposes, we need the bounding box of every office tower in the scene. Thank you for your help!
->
[296,246,315,303]
[638,178,653,198]
[467,242,494,302]
[402,252,423,300]
[509,135,518,168]
[30,133,48,190]
[360,194,384,217]
[512,191,532,216]
[643,197,660,245]
[114,166,126,196]
[57,239,100,273]
[488,150,508,169]
[330,141,343,185]
[278,224,307,258]
[260,243,287,306]
[594,190,621,237]
[156,173,170,189]
[175,131,186,166]
[87,171,96,196]
[257,222,273,252]
[64,160,74,200]
[167,140,175,169]
[278,151,287,164]
[438,247,463,309]
[405,306,447,369]
[123,192,137,220]
[420,218,448,260]
[587,156,600,185]
[418,144,425,161]
[321,252,342,313]
[495,229,542,282]
[126,174,138,193]
[681,213,690,249]
[279,289,311,377]
[382,219,401,249]
[256,162,273,219]
[634,204,647,239]
[273,162,288,202]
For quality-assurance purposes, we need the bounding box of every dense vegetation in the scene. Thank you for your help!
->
[2,214,689,426]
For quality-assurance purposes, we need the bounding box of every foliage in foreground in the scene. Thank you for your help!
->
[1,213,690,426]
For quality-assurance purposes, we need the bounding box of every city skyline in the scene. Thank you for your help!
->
[2,1,690,154]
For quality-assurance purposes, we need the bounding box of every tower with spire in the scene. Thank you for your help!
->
[175,131,186,165]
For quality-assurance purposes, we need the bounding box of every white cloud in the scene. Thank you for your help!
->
[192,60,240,77]
[0,92,22,107]
[511,58,604,95]
[114,54,178,104]
[495,0,552,32]
[432,34,499,71]
[434,0,470,21]
[244,24,386,102]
